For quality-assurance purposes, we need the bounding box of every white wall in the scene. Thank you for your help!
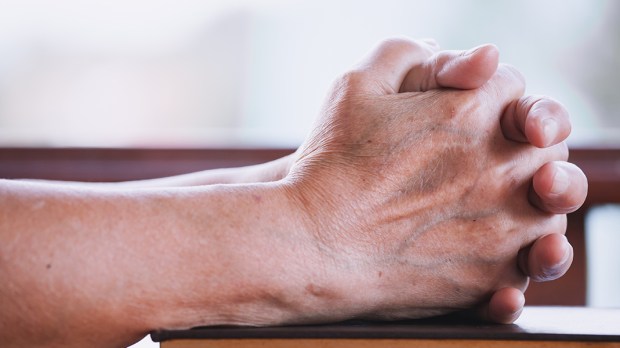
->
[0,0,617,147]
[586,204,620,308]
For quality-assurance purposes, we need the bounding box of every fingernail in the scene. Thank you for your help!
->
[512,300,525,317]
[550,165,570,195]
[558,235,572,265]
[548,237,573,275]
[542,117,558,147]
[542,236,573,280]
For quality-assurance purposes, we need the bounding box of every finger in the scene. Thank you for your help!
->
[518,233,573,282]
[400,44,499,92]
[353,37,439,94]
[479,63,527,115]
[429,63,526,131]
[501,96,572,148]
[530,161,588,214]
[477,287,526,324]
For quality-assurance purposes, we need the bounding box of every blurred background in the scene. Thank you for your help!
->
[0,1,617,346]
[0,0,618,148]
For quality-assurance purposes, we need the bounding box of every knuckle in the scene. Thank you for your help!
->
[519,95,543,113]
[496,63,526,94]
[375,36,435,60]
[377,36,415,49]
[334,70,368,93]
[532,96,571,121]
[378,36,421,51]
[466,163,513,208]
[499,63,526,84]
[518,95,542,126]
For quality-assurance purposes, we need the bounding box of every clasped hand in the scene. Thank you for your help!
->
[282,38,587,323]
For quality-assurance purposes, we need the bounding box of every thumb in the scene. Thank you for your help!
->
[349,37,439,95]
[400,44,499,92]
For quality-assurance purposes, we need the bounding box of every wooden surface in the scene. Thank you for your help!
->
[1,147,619,306]
[153,307,620,347]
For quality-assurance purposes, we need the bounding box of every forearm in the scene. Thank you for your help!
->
[0,179,319,347]
[118,154,293,187]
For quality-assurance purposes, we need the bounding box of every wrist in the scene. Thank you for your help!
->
[278,173,449,322]
[273,178,378,323]
[148,181,345,329]
[234,180,361,325]
[247,153,296,183]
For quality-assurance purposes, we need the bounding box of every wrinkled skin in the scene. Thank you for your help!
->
[282,38,585,321]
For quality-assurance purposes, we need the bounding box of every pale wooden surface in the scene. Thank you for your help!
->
[515,307,620,336]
